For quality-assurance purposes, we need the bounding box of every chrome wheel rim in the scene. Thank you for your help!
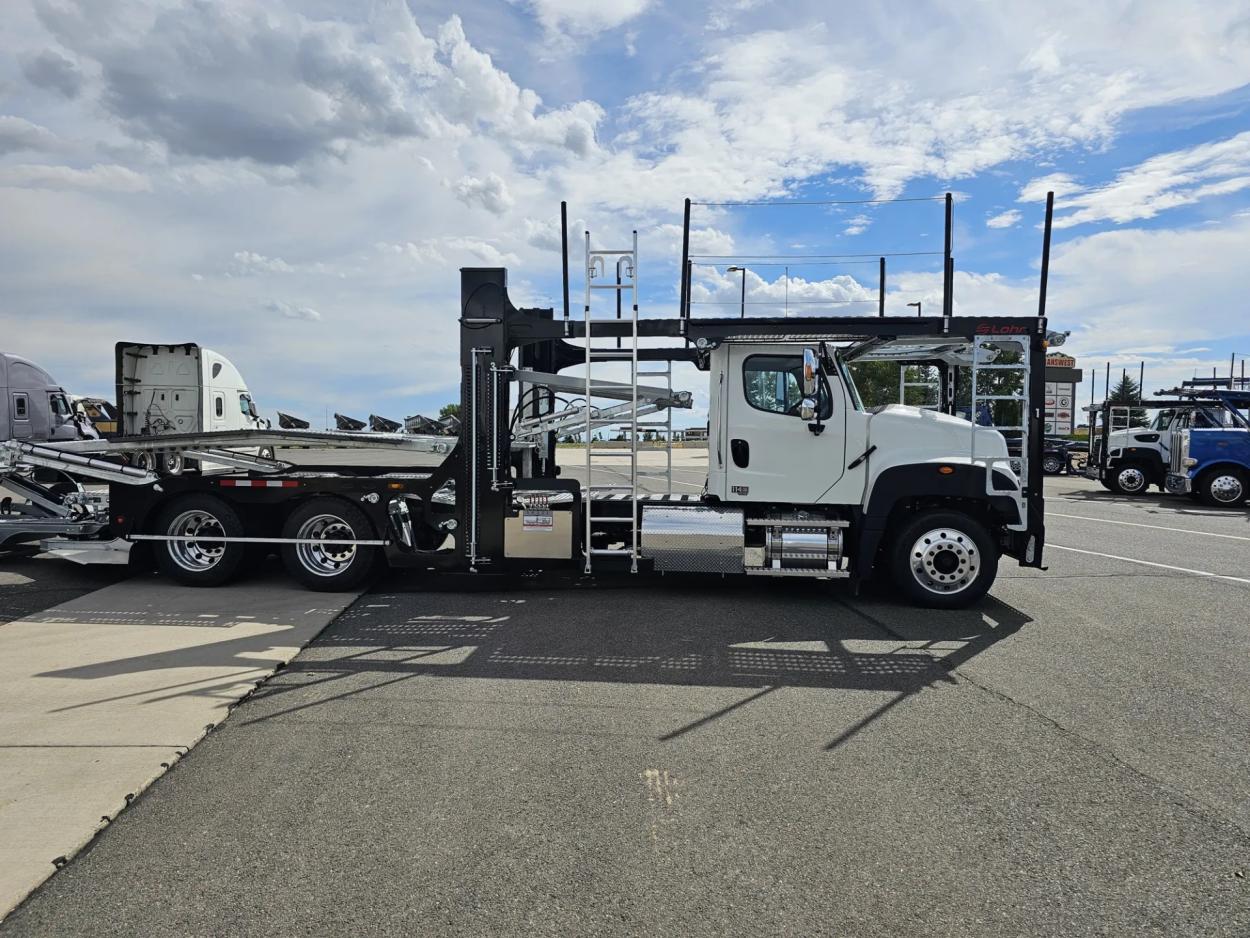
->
[1042,456,1063,473]
[1117,467,1145,492]
[295,514,357,577]
[167,509,226,572]
[1209,474,1244,504]
[909,528,979,596]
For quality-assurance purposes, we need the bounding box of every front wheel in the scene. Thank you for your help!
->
[889,510,998,609]
[280,498,379,591]
[1041,454,1064,475]
[1197,468,1247,508]
[1108,463,1150,496]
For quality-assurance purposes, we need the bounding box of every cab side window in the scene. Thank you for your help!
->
[743,355,832,418]
[215,396,224,418]
[13,394,28,419]
[49,393,71,417]
[239,394,250,415]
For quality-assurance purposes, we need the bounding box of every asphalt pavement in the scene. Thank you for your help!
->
[2,470,1249,936]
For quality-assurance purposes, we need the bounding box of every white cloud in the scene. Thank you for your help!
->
[0,116,59,155]
[266,300,322,322]
[451,172,514,214]
[689,266,877,316]
[844,214,871,236]
[32,2,602,167]
[986,209,1021,229]
[0,162,150,192]
[525,0,650,37]
[1021,131,1250,228]
[232,251,295,275]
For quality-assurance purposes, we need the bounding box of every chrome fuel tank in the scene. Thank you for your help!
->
[640,505,743,574]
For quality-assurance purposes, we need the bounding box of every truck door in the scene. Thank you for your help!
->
[9,391,32,440]
[724,346,855,504]
[210,391,227,431]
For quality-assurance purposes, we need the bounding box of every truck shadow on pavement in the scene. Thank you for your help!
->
[242,578,1032,749]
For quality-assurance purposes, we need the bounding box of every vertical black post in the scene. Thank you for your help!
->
[1231,353,1237,385]
[560,201,570,330]
[878,256,885,316]
[679,198,692,321]
[943,192,953,318]
[1139,361,1145,402]
[1105,361,1110,401]
[1037,191,1054,319]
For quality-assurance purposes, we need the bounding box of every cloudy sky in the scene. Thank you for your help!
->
[3,0,1249,426]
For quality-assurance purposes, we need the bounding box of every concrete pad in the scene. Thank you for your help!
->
[0,572,357,919]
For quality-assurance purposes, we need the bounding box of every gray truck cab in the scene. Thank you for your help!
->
[1,352,91,443]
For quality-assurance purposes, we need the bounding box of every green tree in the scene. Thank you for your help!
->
[1109,373,1146,425]
[439,403,460,420]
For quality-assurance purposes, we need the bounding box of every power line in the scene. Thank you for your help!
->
[690,251,943,260]
[690,299,880,306]
[690,259,939,268]
[692,196,946,206]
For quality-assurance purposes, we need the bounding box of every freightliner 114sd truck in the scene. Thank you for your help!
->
[0,194,1060,608]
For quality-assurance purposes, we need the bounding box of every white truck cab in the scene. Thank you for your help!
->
[707,343,1016,511]
[115,343,270,471]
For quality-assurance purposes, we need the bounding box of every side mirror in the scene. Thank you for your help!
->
[802,348,818,397]
[798,397,817,421]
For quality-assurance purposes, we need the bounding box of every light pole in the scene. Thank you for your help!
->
[727,266,747,318]
[907,300,922,317]
[784,265,789,316]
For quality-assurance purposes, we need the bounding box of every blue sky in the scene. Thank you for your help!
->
[2,0,1249,426]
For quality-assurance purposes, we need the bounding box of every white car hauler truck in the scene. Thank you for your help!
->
[0,194,1058,609]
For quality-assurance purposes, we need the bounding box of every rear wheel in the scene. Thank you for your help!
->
[1108,463,1150,496]
[1197,467,1247,508]
[889,510,998,609]
[1041,454,1064,475]
[152,494,246,586]
[280,498,379,591]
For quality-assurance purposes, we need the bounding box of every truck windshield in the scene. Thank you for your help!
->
[1149,410,1174,431]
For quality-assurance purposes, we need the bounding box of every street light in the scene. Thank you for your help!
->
[727,266,747,318]
[907,300,922,317]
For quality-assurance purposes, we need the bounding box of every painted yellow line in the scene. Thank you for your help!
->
[1049,512,1250,542]
[1048,544,1250,585]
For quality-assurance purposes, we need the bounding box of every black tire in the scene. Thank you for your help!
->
[889,510,998,609]
[1041,454,1064,475]
[1196,467,1247,509]
[152,494,247,587]
[279,498,379,591]
[1108,462,1150,496]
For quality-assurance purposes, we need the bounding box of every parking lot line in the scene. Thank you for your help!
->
[1049,544,1250,585]
[1049,512,1250,542]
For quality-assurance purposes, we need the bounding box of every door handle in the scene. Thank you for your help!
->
[731,438,749,468]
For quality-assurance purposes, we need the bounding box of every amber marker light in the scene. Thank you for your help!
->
[938,466,955,475]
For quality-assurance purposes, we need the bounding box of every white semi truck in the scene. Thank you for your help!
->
[115,343,271,471]
[0,194,1058,609]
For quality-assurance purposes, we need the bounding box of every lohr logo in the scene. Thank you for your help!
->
[731,485,750,496]
[976,323,1029,335]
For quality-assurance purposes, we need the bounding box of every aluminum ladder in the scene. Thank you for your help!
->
[583,230,640,573]
[969,337,1031,522]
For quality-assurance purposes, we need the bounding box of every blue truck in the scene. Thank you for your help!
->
[1165,389,1250,507]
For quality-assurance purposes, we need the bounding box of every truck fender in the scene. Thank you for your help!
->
[856,464,1021,575]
